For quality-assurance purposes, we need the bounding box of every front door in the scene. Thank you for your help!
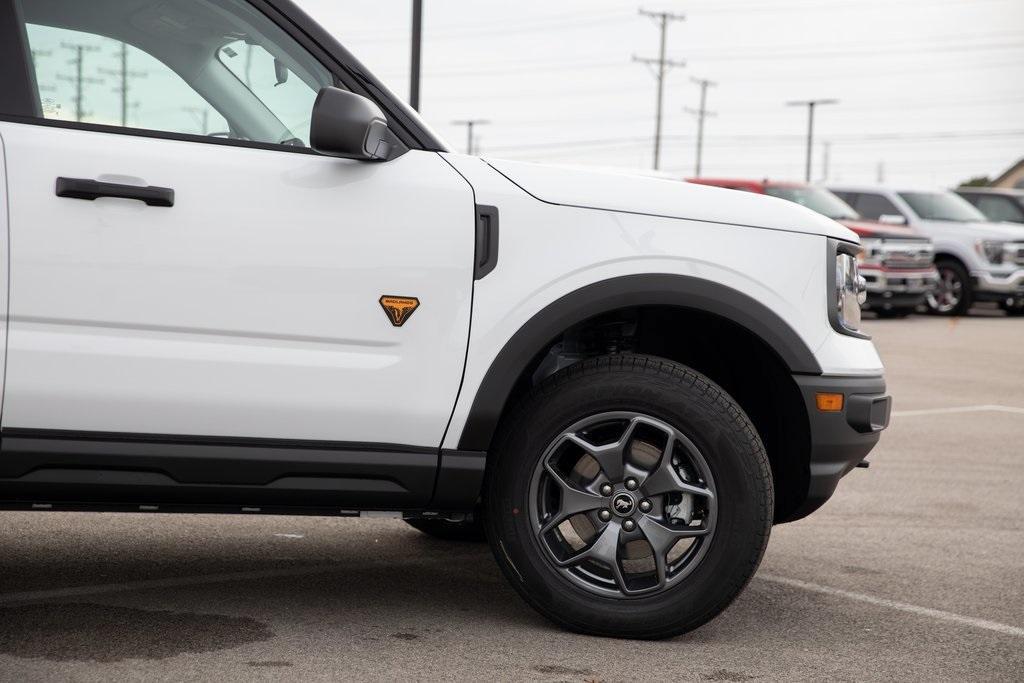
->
[0,0,475,455]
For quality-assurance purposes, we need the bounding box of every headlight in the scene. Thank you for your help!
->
[857,238,884,266]
[829,241,868,338]
[976,240,1006,265]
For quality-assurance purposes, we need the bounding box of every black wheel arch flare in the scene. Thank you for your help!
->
[457,273,823,452]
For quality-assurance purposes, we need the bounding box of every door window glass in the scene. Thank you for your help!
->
[853,193,902,221]
[974,195,1024,223]
[19,0,334,148]
[26,24,229,136]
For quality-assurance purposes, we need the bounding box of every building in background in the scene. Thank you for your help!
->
[993,158,1024,189]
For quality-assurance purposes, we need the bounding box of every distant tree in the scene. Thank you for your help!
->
[959,175,991,187]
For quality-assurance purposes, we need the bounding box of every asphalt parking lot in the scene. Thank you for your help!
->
[0,313,1021,682]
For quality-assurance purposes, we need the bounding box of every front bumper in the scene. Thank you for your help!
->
[972,268,1024,299]
[783,374,891,522]
[861,266,938,310]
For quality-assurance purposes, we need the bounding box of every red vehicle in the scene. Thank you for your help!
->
[687,179,939,317]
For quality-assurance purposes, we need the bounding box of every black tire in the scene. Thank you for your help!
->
[926,259,972,316]
[484,354,773,639]
[1000,301,1024,317]
[405,517,487,542]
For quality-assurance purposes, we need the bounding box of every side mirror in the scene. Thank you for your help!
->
[310,87,405,161]
[878,214,906,225]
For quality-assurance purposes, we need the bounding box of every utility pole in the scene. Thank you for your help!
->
[633,8,686,171]
[451,119,489,155]
[100,43,146,127]
[184,107,210,135]
[684,77,716,178]
[785,98,838,182]
[876,161,886,184]
[820,141,831,182]
[409,0,423,111]
[57,42,103,122]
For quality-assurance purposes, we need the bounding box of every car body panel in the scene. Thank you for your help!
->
[0,121,475,447]
[439,155,883,451]
[488,160,857,241]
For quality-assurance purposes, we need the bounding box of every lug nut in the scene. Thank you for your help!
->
[639,499,652,513]
[599,483,613,496]
[624,478,638,491]
[623,519,636,532]
[599,509,612,522]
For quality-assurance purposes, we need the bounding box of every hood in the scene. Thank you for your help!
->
[486,159,857,241]
[918,219,1024,241]
[839,218,928,241]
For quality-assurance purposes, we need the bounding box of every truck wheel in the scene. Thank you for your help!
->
[1000,300,1024,317]
[484,354,773,639]
[405,517,486,542]
[926,260,972,316]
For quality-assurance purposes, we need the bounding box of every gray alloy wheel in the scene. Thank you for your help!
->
[528,412,717,598]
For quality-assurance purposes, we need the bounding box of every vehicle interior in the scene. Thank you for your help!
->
[18,0,335,146]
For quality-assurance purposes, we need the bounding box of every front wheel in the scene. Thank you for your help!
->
[1000,300,1024,317]
[926,260,972,316]
[484,354,773,639]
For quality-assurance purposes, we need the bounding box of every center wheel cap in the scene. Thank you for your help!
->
[611,492,636,517]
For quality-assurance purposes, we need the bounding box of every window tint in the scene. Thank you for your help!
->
[26,24,229,135]
[975,195,1024,223]
[852,193,902,221]
[19,0,334,148]
[898,192,987,222]
[764,186,858,220]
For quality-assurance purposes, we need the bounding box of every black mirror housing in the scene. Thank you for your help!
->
[310,87,406,161]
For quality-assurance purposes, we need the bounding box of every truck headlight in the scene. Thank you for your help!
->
[857,238,884,266]
[976,240,1006,265]
[829,240,869,338]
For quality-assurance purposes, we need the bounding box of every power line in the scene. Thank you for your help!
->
[684,77,717,178]
[451,119,490,155]
[786,99,839,182]
[99,43,146,127]
[56,42,103,122]
[485,129,1024,154]
[633,8,686,170]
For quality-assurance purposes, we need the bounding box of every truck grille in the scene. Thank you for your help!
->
[881,240,934,270]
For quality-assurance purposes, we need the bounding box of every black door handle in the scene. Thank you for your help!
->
[56,177,175,207]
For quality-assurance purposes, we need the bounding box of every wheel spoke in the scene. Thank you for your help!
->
[642,444,715,500]
[563,433,624,482]
[638,515,709,559]
[554,520,621,568]
[540,462,605,533]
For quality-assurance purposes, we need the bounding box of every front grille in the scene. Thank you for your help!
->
[882,240,934,270]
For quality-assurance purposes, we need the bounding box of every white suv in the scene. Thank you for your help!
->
[830,186,1024,316]
[0,0,889,638]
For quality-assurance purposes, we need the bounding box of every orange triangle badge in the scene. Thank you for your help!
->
[379,296,420,327]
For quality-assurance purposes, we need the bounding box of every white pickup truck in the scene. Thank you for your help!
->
[831,185,1024,316]
[0,0,890,638]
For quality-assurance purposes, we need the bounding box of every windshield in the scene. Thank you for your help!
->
[898,192,988,222]
[764,186,859,220]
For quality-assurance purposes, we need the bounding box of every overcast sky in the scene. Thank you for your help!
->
[297,0,1023,186]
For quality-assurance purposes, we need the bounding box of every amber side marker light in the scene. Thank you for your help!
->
[816,393,845,412]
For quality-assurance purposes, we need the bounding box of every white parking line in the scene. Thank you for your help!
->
[0,564,341,605]
[893,404,1024,418]
[758,573,1024,639]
